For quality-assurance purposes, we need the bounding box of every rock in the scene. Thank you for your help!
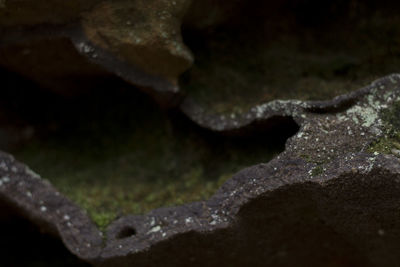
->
[1,75,400,266]
[3,1,400,265]
[0,0,194,105]
[0,36,112,96]
[180,1,400,115]
[0,151,103,260]
[0,0,99,27]
[82,0,194,85]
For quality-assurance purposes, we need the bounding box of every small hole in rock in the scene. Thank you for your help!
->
[116,226,137,239]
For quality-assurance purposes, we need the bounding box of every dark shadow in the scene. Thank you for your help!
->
[181,0,400,113]
[0,201,89,267]
[0,67,299,220]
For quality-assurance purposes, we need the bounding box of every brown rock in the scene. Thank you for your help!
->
[82,0,193,84]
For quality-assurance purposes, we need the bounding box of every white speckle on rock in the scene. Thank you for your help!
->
[185,217,194,224]
[2,176,10,183]
[390,76,398,84]
[11,166,18,173]
[0,161,8,171]
[64,215,70,221]
[391,149,400,157]
[147,225,161,234]
[253,104,268,118]
[40,206,47,212]
[25,167,41,179]
[77,42,94,54]
[26,191,32,198]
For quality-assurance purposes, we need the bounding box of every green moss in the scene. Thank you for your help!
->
[300,154,312,162]
[88,212,116,233]
[368,101,400,155]
[311,165,324,177]
[10,91,283,230]
[369,137,396,155]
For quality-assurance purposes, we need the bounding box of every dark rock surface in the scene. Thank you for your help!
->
[1,74,400,266]
[0,0,193,105]
[3,1,400,266]
[2,0,400,108]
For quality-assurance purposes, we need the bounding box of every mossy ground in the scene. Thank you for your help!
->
[181,7,400,114]
[4,86,286,231]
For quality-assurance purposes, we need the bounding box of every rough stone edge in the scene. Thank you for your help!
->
[0,31,399,262]
[1,23,392,111]
[0,152,103,261]
[179,74,392,133]
[95,151,400,265]
[0,74,398,264]
[0,24,182,107]
[1,148,398,264]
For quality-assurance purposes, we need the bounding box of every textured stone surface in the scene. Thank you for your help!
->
[82,0,193,83]
[0,0,193,104]
[1,75,400,266]
[0,152,103,261]
[2,0,400,108]
[3,1,400,265]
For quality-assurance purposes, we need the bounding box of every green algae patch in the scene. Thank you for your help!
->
[10,89,285,231]
[369,101,400,156]
[181,7,400,114]
[310,165,324,177]
[369,136,400,155]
